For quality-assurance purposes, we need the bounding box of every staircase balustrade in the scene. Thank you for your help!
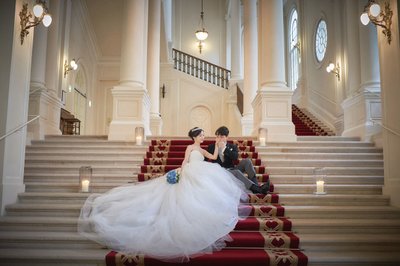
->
[172,48,231,89]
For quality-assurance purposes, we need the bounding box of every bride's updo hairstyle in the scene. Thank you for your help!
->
[188,127,203,140]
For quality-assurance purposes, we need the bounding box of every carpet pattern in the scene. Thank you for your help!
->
[106,139,308,266]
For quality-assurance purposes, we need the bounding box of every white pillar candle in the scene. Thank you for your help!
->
[136,136,143,145]
[259,137,266,146]
[316,180,325,194]
[81,180,90,192]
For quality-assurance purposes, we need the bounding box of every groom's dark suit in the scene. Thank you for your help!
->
[207,142,269,194]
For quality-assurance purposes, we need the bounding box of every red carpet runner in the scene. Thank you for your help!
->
[106,139,308,266]
[292,105,330,136]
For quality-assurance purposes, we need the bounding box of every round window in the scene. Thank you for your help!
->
[315,19,327,62]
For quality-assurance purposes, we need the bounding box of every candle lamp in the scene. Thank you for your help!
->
[258,128,267,146]
[79,166,92,193]
[314,167,327,195]
[135,127,145,146]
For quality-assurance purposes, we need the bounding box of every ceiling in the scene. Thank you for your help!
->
[84,0,123,57]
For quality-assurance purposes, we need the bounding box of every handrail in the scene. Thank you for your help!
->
[172,48,231,89]
[0,115,40,141]
[370,119,400,137]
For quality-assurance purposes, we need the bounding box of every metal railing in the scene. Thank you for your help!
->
[172,48,231,89]
[0,115,40,142]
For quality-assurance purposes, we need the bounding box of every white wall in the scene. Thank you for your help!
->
[173,0,227,67]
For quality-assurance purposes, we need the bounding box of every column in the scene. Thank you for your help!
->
[148,0,162,135]
[108,0,150,141]
[28,19,63,142]
[342,0,381,141]
[230,0,242,81]
[241,0,258,135]
[253,0,295,142]
[0,0,32,214]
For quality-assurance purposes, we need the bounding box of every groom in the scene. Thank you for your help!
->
[207,126,269,194]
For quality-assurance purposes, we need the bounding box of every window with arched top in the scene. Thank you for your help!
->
[289,9,299,91]
[315,19,328,63]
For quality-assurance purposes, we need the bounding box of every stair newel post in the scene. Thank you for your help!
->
[314,167,327,195]
[79,166,92,193]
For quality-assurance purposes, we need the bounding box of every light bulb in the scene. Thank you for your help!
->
[326,66,331,73]
[42,14,52,27]
[369,3,381,17]
[360,13,370,25]
[33,4,44,17]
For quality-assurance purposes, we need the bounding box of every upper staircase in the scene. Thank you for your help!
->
[0,135,399,265]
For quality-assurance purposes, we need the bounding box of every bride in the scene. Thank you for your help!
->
[78,127,249,262]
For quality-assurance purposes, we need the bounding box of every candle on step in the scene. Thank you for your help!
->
[136,136,143,145]
[81,180,90,192]
[316,180,325,194]
[259,137,266,146]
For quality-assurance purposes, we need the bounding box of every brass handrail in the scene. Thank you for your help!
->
[172,48,231,89]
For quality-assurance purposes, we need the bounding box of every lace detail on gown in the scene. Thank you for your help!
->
[78,150,249,262]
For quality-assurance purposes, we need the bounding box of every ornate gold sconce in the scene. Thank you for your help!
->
[19,1,52,45]
[326,62,340,81]
[360,0,393,44]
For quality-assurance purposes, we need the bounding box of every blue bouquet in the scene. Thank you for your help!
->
[166,169,180,184]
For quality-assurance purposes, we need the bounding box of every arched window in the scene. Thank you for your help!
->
[289,9,299,91]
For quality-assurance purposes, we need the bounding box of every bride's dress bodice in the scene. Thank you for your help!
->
[189,149,204,163]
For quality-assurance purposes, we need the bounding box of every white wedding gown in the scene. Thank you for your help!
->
[78,149,249,262]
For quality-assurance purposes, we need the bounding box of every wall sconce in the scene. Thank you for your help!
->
[160,84,166,98]
[19,1,52,45]
[326,62,340,81]
[360,0,393,44]
[195,0,208,54]
[64,59,79,78]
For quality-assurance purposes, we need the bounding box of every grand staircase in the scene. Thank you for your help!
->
[0,135,400,265]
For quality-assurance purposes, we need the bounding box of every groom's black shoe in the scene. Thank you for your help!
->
[260,180,270,194]
[249,184,262,194]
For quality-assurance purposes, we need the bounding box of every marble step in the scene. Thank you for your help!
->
[261,141,374,147]
[300,233,400,252]
[256,146,382,153]
[25,152,145,160]
[265,159,383,167]
[26,146,148,152]
[265,166,384,175]
[0,248,107,266]
[24,165,141,174]
[272,184,381,195]
[269,175,383,184]
[24,182,132,193]
[24,173,137,183]
[284,206,400,219]
[260,153,383,160]
[297,136,360,141]
[291,218,400,234]
[0,231,101,250]
[31,139,143,146]
[25,158,143,166]
[306,250,400,266]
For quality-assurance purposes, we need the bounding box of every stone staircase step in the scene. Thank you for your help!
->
[24,182,130,193]
[265,159,383,167]
[5,203,83,217]
[306,250,400,266]
[300,233,400,252]
[26,146,147,152]
[0,248,107,266]
[263,141,374,147]
[273,184,381,195]
[24,173,135,183]
[24,165,140,174]
[297,136,360,141]
[257,147,382,153]
[25,158,143,165]
[291,218,400,234]
[0,217,77,232]
[269,175,383,184]
[0,231,101,249]
[278,194,390,206]
[260,153,383,160]
[266,166,384,175]
[18,192,89,204]
[25,153,145,160]
[284,206,400,219]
